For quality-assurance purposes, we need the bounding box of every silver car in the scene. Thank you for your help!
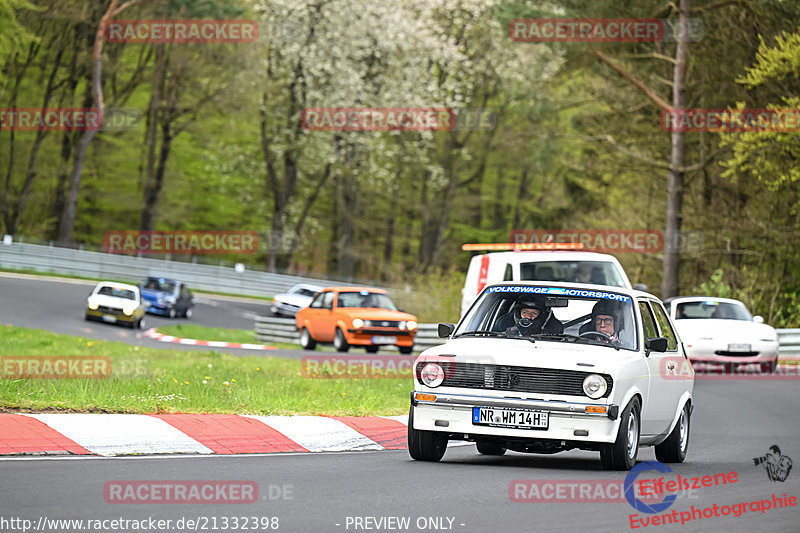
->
[270,284,323,317]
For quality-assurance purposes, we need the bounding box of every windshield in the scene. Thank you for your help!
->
[97,286,136,300]
[336,291,397,310]
[294,288,318,297]
[675,300,751,321]
[519,261,626,288]
[455,285,637,350]
[141,278,176,293]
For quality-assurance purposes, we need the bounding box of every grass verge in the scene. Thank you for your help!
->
[0,324,410,416]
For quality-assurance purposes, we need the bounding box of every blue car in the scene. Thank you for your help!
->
[138,277,194,319]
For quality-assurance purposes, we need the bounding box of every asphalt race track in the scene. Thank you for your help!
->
[0,274,316,358]
[2,379,799,533]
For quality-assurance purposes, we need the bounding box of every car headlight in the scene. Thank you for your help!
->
[582,374,608,399]
[406,320,418,330]
[122,306,135,316]
[87,300,99,310]
[352,318,364,328]
[420,363,445,388]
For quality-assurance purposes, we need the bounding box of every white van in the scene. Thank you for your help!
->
[461,251,633,316]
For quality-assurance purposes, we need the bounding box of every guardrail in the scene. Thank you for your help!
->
[777,329,800,361]
[255,316,444,353]
[0,242,370,298]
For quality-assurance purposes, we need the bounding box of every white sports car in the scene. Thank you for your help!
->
[270,284,322,317]
[409,282,694,470]
[664,297,779,373]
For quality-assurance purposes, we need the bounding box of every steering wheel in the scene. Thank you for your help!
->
[579,331,614,342]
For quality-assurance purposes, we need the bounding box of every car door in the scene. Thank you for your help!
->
[302,291,327,339]
[637,299,672,436]
[649,300,687,433]
[316,291,336,341]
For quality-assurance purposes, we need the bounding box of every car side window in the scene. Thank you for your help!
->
[638,301,659,340]
[503,264,513,281]
[309,293,326,308]
[650,301,679,351]
[322,292,334,309]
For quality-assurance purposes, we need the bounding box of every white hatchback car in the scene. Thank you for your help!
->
[665,297,779,373]
[270,284,323,317]
[410,282,694,470]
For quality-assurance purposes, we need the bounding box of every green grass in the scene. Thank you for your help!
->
[0,324,411,415]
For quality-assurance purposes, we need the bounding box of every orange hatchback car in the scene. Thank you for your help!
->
[295,287,418,353]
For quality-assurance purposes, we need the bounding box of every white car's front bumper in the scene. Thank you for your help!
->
[411,391,620,445]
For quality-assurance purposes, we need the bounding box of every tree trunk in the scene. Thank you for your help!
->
[662,0,690,298]
[140,43,167,231]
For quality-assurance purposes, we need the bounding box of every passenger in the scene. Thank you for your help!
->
[505,295,564,337]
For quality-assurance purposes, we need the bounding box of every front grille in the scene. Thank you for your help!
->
[97,306,123,315]
[714,350,760,357]
[365,320,401,328]
[418,362,613,398]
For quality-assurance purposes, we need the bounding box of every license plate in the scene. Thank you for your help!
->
[371,336,396,344]
[102,315,117,323]
[472,407,549,430]
[728,343,751,352]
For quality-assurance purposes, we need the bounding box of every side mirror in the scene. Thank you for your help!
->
[633,283,648,292]
[438,323,455,338]
[753,315,764,324]
[646,337,668,353]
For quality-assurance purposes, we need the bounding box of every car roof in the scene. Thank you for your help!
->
[482,281,659,301]
[96,281,139,291]
[474,251,623,262]
[664,296,745,305]
[321,286,388,294]
[145,276,178,283]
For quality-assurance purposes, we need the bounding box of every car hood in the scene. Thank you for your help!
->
[140,289,172,299]
[274,293,314,307]
[674,319,777,342]
[337,309,417,321]
[417,337,638,375]
[89,294,139,309]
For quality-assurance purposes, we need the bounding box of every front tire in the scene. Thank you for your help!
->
[399,345,413,355]
[168,307,177,319]
[365,345,379,353]
[299,328,317,350]
[601,397,640,471]
[334,328,350,352]
[655,402,690,463]
[408,406,447,462]
[476,440,507,456]
[184,308,193,319]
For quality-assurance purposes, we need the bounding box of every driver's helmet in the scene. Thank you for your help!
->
[513,294,548,333]
[591,299,623,335]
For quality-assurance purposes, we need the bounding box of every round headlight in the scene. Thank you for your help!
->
[406,320,418,330]
[420,363,445,388]
[582,374,608,399]
[88,300,99,310]
[352,318,364,328]
[122,306,135,316]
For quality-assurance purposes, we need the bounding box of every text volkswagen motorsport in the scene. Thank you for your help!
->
[409,282,694,470]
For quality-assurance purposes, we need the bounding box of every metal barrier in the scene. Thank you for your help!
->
[777,329,800,361]
[0,241,369,298]
[255,316,444,353]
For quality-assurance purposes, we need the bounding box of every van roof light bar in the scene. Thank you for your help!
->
[461,242,585,251]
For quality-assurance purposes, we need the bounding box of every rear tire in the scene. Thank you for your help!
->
[334,328,350,352]
[655,402,690,463]
[168,307,176,319]
[365,345,379,353]
[299,328,317,350]
[601,397,640,471]
[476,441,507,456]
[408,406,447,462]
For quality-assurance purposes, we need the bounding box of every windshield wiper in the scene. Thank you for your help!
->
[453,330,507,339]
[531,333,581,343]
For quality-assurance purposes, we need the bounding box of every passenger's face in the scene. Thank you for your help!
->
[595,314,614,336]
[520,308,541,320]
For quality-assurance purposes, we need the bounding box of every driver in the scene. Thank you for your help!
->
[588,300,623,343]
[505,295,564,336]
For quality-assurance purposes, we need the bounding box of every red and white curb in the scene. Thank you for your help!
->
[142,328,275,351]
[0,413,411,456]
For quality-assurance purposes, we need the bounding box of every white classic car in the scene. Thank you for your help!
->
[270,284,323,317]
[409,282,694,470]
[85,281,147,329]
[664,297,779,373]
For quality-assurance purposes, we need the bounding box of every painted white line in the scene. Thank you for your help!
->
[244,415,383,452]
[23,414,214,457]
[207,341,228,347]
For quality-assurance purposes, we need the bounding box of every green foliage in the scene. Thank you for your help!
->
[0,0,39,52]
[695,269,733,299]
